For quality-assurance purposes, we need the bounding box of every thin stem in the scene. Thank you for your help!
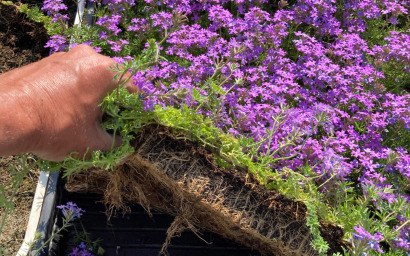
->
[317,173,337,189]
[394,219,410,233]
[33,217,73,255]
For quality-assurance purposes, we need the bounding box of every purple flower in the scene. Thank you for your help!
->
[352,226,384,253]
[99,31,108,40]
[293,0,342,36]
[69,247,94,256]
[96,15,122,35]
[107,40,127,52]
[392,223,410,251]
[151,11,173,30]
[42,0,67,12]
[127,18,149,33]
[42,0,68,23]
[57,202,84,219]
[44,35,67,53]
[113,56,125,64]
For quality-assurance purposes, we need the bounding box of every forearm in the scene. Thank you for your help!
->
[0,79,41,156]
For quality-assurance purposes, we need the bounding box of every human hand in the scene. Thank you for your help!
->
[0,45,137,161]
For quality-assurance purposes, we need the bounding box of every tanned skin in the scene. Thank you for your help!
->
[0,45,137,161]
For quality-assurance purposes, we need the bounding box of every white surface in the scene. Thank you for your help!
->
[16,171,49,256]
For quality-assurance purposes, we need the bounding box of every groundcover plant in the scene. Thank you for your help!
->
[26,0,410,255]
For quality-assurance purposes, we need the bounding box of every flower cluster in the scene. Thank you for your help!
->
[41,0,68,23]
[69,242,94,256]
[57,202,85,219]
[56,203,102,255]
[352,226,385,253]
[43,0,410,254]
[44,35,67,53]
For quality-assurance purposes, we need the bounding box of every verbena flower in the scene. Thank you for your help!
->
[69,247,94,256]
[57,202,85,219]
[352,226,384,253]
[44,35,67,53]
[42,0,68,22]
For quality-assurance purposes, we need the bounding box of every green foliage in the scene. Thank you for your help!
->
[0,0,12,5]
[361,18,391,48]
[43,142,134,178]
[15,3,62,35]
[307,201,330,255]
[31,204,104,256]
[265,167,332,254]
[282,29,301,62]
[0,155,36,254]
[380,60,410,94]
[153,104,253,169]
[72,222,105,255]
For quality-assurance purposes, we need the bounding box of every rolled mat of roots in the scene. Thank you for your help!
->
[65,125,346,256]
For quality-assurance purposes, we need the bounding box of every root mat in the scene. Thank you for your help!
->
[66,125,346,256]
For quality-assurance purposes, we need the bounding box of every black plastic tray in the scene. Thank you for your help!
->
[45,177,259,256]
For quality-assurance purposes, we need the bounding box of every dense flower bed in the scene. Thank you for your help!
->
[41,0,409,255]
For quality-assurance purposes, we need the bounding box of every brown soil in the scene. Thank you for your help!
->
[0,3,49,73]
[0,2,48,255]
[66,125,348,256]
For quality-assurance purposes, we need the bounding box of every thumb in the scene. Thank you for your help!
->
[90,122,123,153]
